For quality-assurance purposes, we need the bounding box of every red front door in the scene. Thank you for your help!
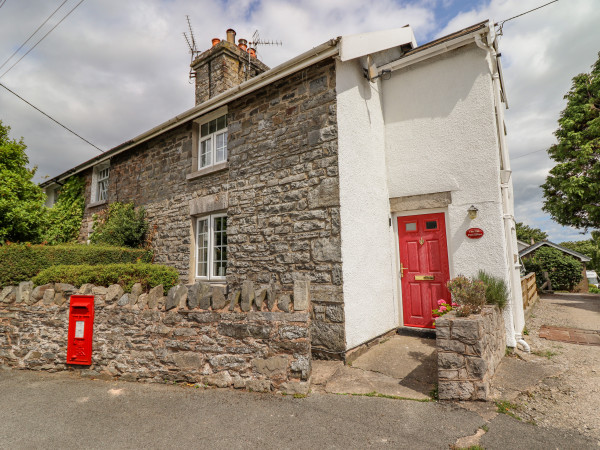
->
[397,213,451,328]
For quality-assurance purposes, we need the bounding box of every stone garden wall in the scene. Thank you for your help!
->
[0,279,311,394]
[435,305,505,400]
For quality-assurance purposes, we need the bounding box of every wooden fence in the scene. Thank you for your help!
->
[521,272,539,310]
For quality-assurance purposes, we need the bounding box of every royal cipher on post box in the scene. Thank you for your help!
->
[66,295,95,365]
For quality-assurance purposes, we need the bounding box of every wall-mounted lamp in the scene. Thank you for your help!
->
[468,205,479,220]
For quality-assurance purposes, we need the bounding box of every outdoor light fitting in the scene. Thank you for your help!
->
[468,205,479,220]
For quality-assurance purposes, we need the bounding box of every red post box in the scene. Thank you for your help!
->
[66,295,95,365]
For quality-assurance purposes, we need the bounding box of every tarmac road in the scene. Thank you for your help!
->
[0,369,596,449]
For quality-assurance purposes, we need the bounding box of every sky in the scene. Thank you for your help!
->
[0,0,598,243]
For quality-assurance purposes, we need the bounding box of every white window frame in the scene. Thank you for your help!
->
[198,113,228,170]
[195,213,227,281]
[91,162,110,203]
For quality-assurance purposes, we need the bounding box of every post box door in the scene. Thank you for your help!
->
[67,295,95,365]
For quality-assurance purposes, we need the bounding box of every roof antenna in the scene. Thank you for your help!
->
[183,15,200,82]
[248,29,282,57]
[244,30,282,80]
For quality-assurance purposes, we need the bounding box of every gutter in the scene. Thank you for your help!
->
[41,38,340,188]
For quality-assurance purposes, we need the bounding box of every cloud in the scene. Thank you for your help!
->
[438,0,599,241]
[1,0,598,242]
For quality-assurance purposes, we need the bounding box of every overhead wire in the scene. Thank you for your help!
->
[0,0,69,73]
[511,148,549,160]
[496,0,559,35]
[0,0,85,79]
[0,82,104,153]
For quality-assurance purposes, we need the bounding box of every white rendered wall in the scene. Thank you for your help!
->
[383,44,511,287]
[336,58,399,350]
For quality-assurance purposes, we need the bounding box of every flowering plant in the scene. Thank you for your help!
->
[432,298,458,324]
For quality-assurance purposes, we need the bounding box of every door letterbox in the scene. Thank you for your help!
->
[66,295,95,365]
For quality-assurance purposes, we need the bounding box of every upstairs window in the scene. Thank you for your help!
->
[97,167,109,201]
[199,114,227,169]
[91,162,110,204]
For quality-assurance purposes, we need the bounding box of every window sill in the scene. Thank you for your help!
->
[187,161,228,181]
[87,199,108,209]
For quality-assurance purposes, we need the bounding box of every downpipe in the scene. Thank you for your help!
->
[475,31,526,349]
[517,337,531,353]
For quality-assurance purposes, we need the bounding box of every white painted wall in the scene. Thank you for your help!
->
[336,41,520,350]
[382,44,511,283]
[336,58,399,350]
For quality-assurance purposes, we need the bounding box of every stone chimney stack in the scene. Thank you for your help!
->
[191,29,270,105]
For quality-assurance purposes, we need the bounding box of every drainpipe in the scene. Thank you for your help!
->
[475,30,526,350]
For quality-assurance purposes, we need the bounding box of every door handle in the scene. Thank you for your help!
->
[400,263,408,278]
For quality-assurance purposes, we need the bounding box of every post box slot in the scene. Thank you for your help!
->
[71,306,88,314]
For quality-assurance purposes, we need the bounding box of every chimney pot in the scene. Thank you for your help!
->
[226,29,236,44]
[238,38,248,51]
[248,48,256,58]
[211,38,221,47]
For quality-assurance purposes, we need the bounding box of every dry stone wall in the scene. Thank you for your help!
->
[0,280,311,393]
[435,305,506,400]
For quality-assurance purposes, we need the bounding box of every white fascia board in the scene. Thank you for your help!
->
[378,26,488,74]
[339,27,417,62]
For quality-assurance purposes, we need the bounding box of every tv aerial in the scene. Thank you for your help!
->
[183,16,200,81]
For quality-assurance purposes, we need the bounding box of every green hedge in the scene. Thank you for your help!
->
[32,263,179,292]
[0,243,152,286]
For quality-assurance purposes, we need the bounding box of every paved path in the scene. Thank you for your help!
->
[0,368,596,449]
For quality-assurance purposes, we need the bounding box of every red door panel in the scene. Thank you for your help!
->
[398,213,451,328]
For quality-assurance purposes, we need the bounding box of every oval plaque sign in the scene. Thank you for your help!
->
[466,228,484,239]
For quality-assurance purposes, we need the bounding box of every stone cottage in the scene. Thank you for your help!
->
[42,21,526,359]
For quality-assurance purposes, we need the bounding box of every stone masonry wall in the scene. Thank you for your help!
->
[0,279,311,394]
[436,305,506,400]
[227,59,345,358]
[75,58,345,356]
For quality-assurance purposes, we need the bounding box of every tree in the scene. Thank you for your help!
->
[542,52,600,231]
[0,121,46,244]
[561,231,600,273]
[515,222,547,244]
[523,246,583,291]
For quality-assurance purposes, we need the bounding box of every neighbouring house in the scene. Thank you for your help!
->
[41,20,526,357]
[516,239,531,252]
[519,240,592,293]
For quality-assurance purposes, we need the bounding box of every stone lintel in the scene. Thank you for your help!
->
[389,191,452,212]
[189,193,228,216]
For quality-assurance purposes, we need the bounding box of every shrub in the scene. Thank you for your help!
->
[42,176,85,244]
[447,275,486,316]
[0,243,152,286]
[90,202,148,248]
[590,285,600,294]
[523,246,583,291]
[33,263,179,292]
[476,270,508,310]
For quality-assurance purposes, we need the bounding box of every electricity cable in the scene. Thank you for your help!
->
[497,0,559,28]
[511,148,548,160]
[0,81,104,153]
[0,0,85,79]
[0,0,69,73]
